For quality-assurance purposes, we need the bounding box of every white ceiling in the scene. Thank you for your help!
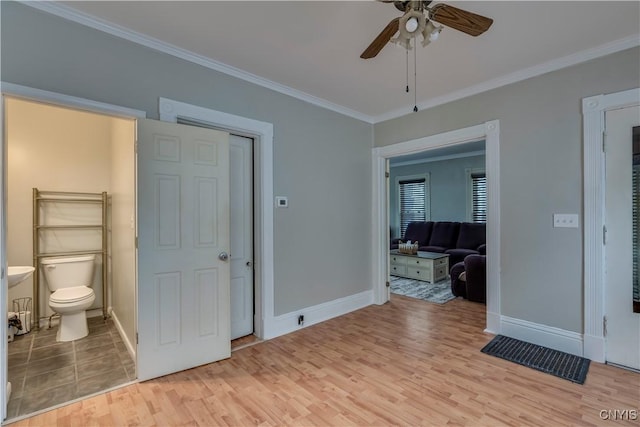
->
[51,1,640,122]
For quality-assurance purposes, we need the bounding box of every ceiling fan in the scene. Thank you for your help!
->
[361,0,493,59]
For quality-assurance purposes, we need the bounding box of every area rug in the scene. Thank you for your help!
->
[390,276,456,304]
[481,335,590,384]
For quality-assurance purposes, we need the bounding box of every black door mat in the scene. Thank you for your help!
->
[481,335,590,384]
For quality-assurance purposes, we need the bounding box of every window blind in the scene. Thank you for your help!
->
[471,173,487,223]
[399,179,426,237]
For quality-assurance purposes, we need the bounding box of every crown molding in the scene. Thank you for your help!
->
[21,2,639,125]
[22,1,375,124]
[374,33,640,123]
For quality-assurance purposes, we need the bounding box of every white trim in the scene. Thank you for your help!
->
[390,150,485,168]
[582,88,640,363]
[374,34,640,123]
[22,1,372,124]
[158,97,275,340]
[21,2,639,125]
[372,121,501,332]
[1,92,7,422]
[0,82,146,119]
[266,290,374,340]
[108,308,136,362]
[500,316,584,357]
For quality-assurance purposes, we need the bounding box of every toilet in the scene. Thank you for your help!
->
[40,254,96,342]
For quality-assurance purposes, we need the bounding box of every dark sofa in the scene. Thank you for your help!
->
[450,254,486,303]
[391,221,486,265]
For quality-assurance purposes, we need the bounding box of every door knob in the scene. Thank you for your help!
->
[218,252,229,261]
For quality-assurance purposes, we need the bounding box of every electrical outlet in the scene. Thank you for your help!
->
[298,315,304,326]
[553,214,579,228]
[276,196,288,208]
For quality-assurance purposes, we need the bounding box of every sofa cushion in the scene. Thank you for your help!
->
[464,254,486,303]
[403,221,433,246]
[419,245,447,253]
[427,222,460,249]
[445,248,480,266]
[456,222,486,250]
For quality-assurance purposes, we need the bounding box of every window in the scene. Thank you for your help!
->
[398,175,429,237]
[467,170,487,223]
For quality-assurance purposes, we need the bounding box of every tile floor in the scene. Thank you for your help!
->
[7,316,135,419]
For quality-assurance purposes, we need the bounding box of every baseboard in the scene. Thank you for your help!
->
[583,334,605,363]
[263,289,374,340]
[500,315,584,357]
[484,310,501,335]
[108,307,136,361]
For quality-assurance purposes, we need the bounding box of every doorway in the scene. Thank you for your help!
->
[4,97,137,420]
[372,121,501,332]
[175,122,257,343]
[582,88,640,363]
[604,105,640,371]
[387,141,487,304]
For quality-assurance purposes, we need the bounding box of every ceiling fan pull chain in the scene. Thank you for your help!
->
[405,48,409,93]
[413,43,418,112]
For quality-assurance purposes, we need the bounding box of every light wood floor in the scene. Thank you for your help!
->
[9,295,639,426]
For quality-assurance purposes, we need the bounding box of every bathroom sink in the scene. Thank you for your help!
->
[7,266,35,288]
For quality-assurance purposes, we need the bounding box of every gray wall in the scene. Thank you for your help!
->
[1,2,373,316]
[376,46,640,333]
[389,154,486,238]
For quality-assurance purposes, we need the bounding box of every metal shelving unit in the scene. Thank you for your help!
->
[32,189,109,328]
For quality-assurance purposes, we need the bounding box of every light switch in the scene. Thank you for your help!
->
[553,214,579,228]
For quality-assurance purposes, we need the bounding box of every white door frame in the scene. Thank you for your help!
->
[582,87,640,362]
[372,120,501,334]
[0,82,146,421]
[159,97,275,340]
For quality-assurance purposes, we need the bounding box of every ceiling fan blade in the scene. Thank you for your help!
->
[360,17,400,59]
[429,4,493,37]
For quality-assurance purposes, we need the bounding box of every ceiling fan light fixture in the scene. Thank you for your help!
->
[423,20,443,43]
[398,9,426,38]
[405,17,419,33]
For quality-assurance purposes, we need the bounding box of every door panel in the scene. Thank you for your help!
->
[137,119,230,381]
[605,105,640,370]
[230,135,254,340]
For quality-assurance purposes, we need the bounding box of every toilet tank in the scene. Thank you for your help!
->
[40,254,96,291]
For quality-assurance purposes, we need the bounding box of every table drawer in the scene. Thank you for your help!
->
[390,264,407,276]
[434,266,448,281]
[434,257,449,268]
[406,257,432,268]
[390,254,408,265]
[406,267,431,281]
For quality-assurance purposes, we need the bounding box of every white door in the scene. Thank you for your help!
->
[604,105,640,370]
[137,119,231,381]
[230,135,254,340]
[1,97,8,420]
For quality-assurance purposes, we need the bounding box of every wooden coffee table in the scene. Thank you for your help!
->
[390,249,449,283]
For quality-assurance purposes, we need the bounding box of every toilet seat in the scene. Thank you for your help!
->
[50,286,94,304]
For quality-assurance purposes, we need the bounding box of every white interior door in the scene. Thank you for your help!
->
[137,119,230,381]
[1,96,8,420]
[230,135,254,340]
[604,105,640,370]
